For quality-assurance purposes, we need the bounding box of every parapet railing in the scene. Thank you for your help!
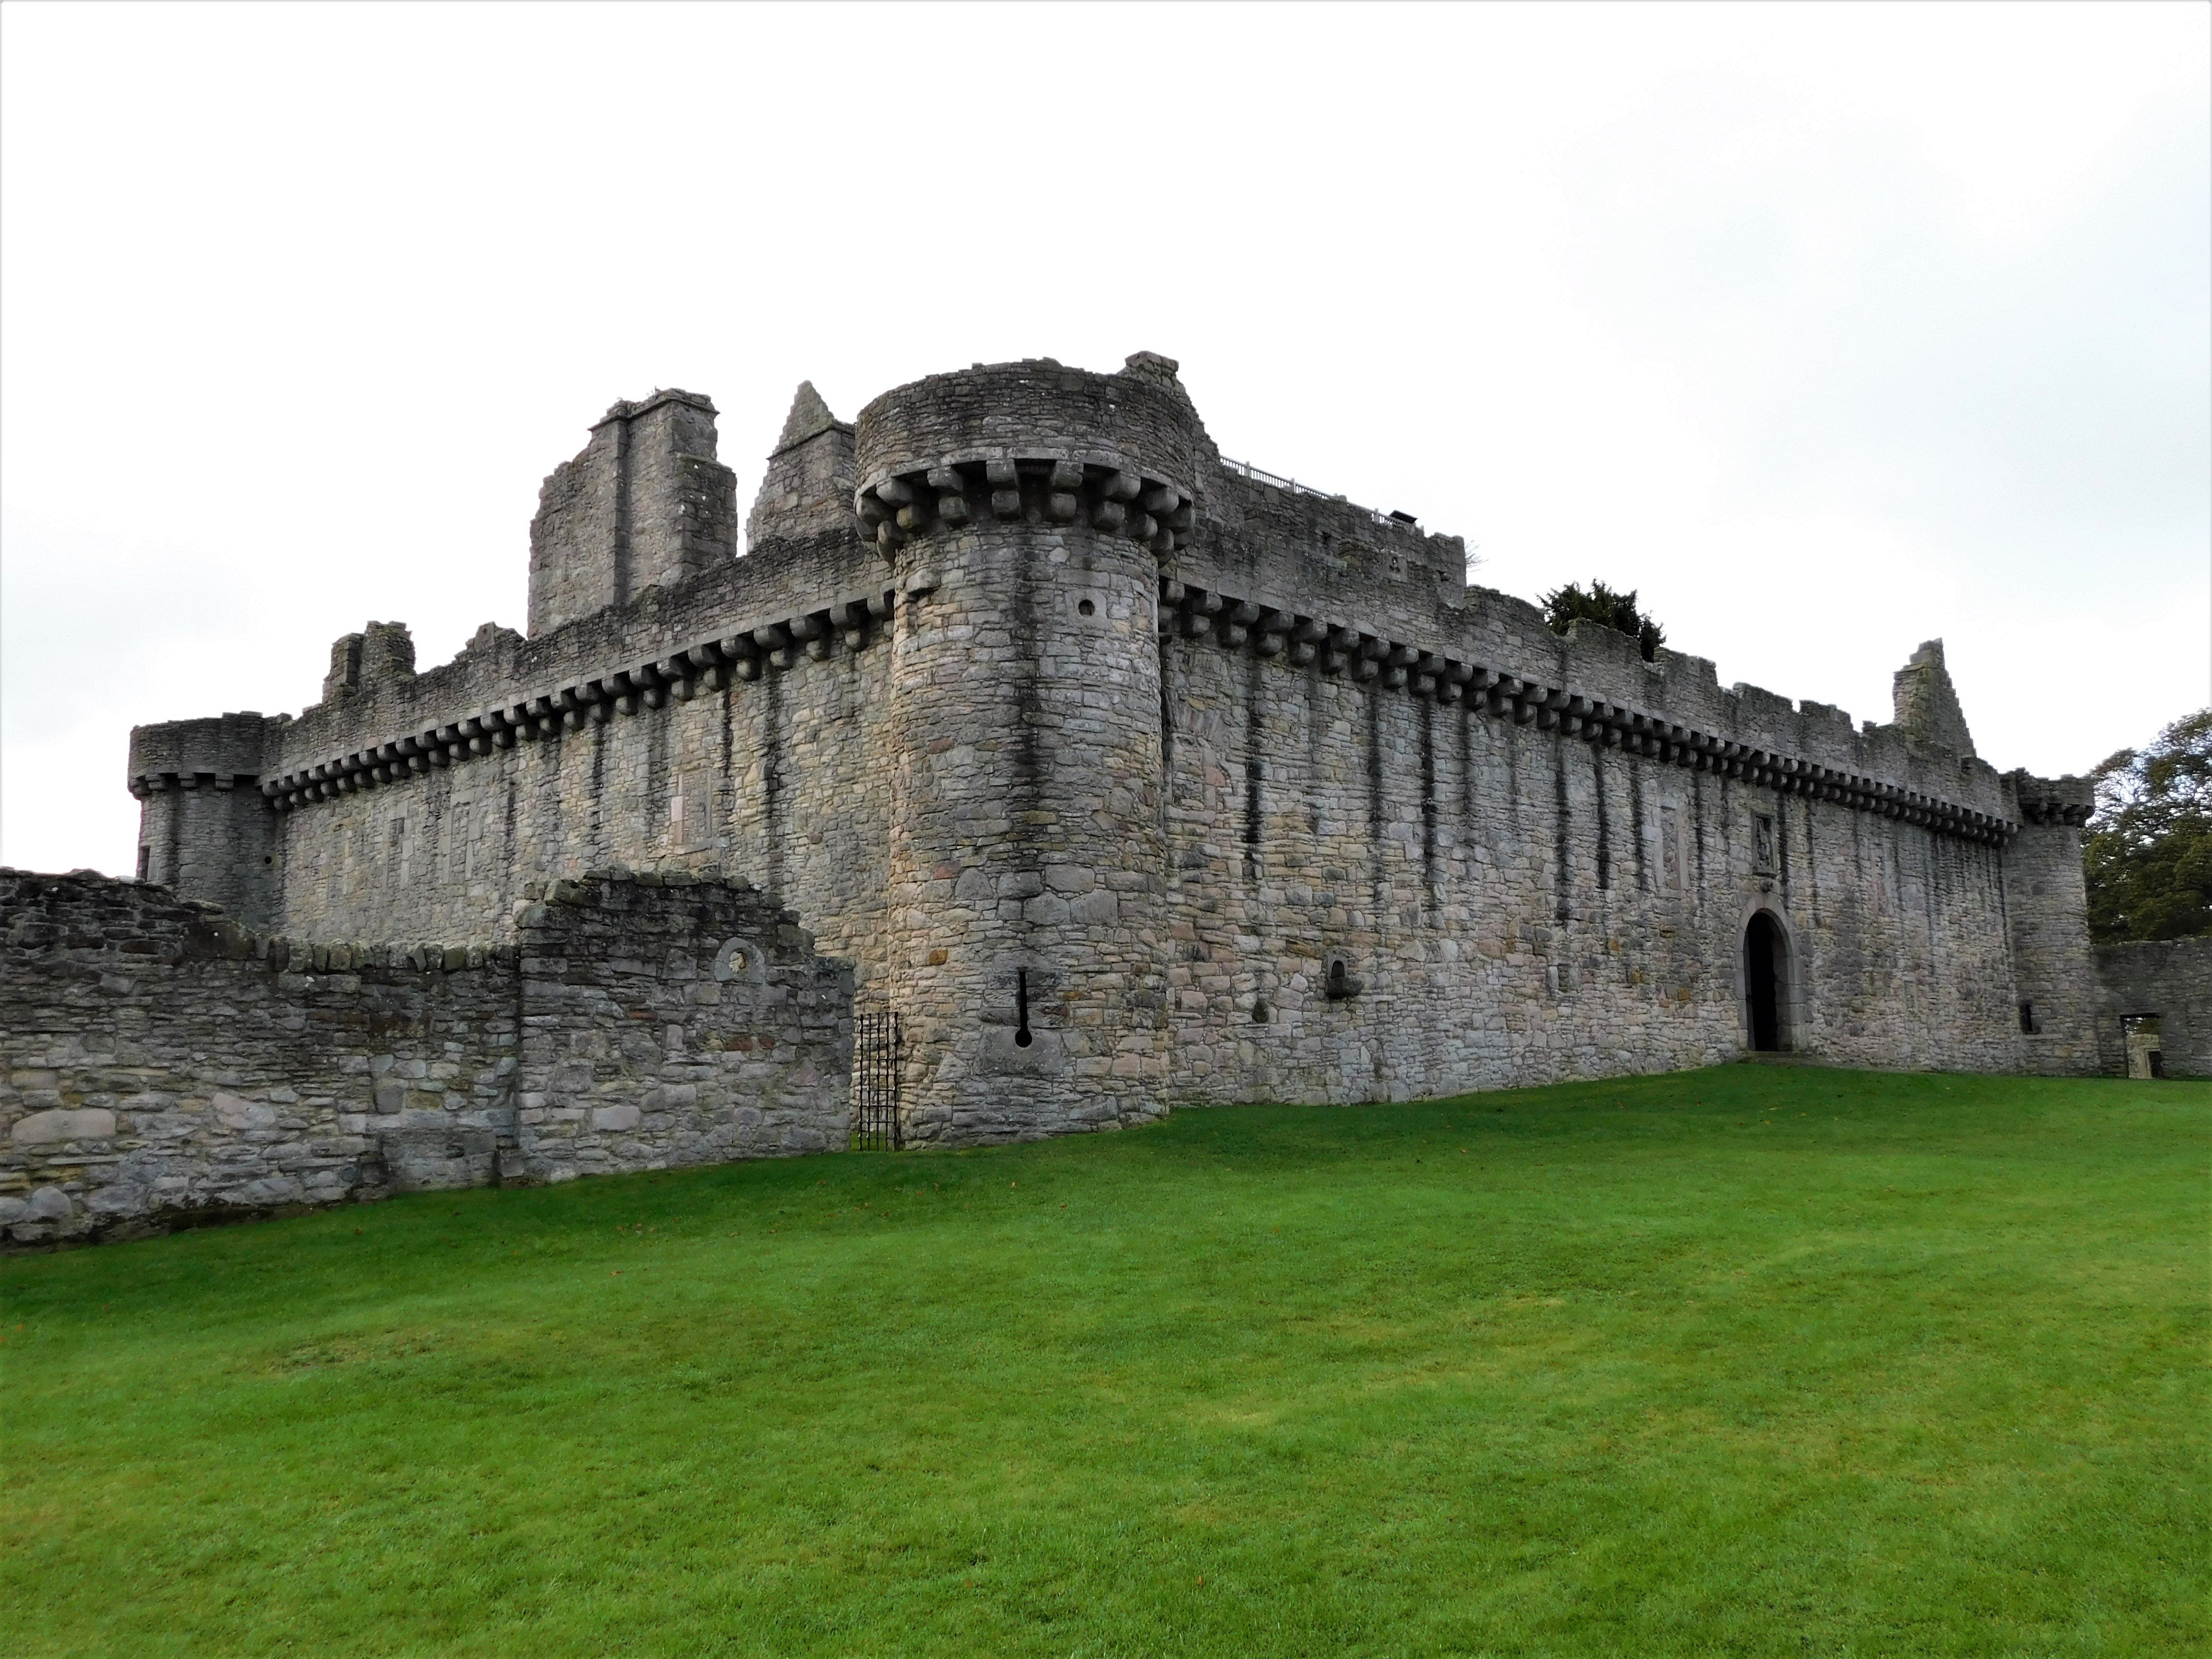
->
[1216,456,1421,533]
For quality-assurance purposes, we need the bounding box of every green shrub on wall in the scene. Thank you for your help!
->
[1540,578,1666,662]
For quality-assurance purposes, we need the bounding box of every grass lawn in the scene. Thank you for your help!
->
[1,1066,2204,1657]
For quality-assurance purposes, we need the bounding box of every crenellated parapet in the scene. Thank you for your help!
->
[126,710,274,800]
[2008,771,2095,828]
[258,586,896,811]
[853,356,1201,561]
[1162,577,2022,846]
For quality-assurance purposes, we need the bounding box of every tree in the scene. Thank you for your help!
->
[2082,707,2212,943]
[1539,579,1665,662]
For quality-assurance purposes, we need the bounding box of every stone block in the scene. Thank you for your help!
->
[11,1107,116,1144]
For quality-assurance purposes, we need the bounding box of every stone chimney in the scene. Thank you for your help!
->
[527,389,737,637]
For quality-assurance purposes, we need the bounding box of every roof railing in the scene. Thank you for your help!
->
[1216,455,1417,532]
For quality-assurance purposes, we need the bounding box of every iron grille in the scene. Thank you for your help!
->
[852,1010,903,1151]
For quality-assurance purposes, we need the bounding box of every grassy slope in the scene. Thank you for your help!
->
[1,1067,2203,1658]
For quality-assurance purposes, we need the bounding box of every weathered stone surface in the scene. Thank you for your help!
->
[0,869,851,1247]
[10,1108,115,1144]
[109,351,2115,1172]
[25,1187,72,1220]
[2096,937,2212,1078]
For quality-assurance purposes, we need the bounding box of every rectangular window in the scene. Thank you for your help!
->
[1754,812,1776,873]
[447,798,474,883]
[136,845,151,882]
[2018,1001,2038,1035]
[670,768,710,854]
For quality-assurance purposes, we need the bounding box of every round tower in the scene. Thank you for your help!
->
[857,355,1199,1143]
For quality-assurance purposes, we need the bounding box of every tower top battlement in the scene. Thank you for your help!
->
[856,354,1202,495]
[855,355,1205,564]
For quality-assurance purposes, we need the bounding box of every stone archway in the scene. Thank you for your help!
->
[1743,909,1791,1053]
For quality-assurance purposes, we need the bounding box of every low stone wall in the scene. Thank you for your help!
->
[0,868,853,1248]
[2096,936,2212,1078]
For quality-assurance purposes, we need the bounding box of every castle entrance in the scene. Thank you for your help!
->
[1743,912,1787,1052]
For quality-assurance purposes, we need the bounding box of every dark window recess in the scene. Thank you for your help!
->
[1324,958,1363,1000]
[1077,598,1095,617]
[136,846,151,882]
[1014,968,1033,1047]
[1252,1000,1270,1024]
[2019,1001,2038,1035]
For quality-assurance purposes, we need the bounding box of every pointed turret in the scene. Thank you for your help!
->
[747,381,858,551]
[773,381,842,453]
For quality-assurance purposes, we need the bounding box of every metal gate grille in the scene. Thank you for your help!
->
[852,1011,903,1151]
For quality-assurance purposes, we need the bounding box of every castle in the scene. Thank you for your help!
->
[114,350,2106,1154]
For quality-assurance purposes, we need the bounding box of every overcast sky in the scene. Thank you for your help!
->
[2,1,2205,877]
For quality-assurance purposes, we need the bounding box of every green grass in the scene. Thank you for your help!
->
[2,1067,2204,1657]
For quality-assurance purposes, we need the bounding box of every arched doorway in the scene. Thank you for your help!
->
[1743,911,1787,1052]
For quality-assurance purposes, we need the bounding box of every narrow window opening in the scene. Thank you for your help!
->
[1014,968,1033,1047]
[136,845,151,882]
[1077,598,1095,617]
[1252,1000,1271,1024]
[2018,1001,2038,1035]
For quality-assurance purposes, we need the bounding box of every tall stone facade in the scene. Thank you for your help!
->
[125,352,2111,1149]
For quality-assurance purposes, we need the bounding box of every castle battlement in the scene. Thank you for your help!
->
[122,350,2108,1155]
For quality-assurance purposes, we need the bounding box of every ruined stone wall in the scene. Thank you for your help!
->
[134,510,899,982]
[509,871,854,1181]
[264,642,895,1000]
[2096,936,2212,1078]
[119,355,2109,1138]
[527,389,737,638]
[0,869,852,1248]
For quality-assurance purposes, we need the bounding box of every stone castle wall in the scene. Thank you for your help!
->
[1155,625,2028,1100]
[2096,936,2212,1078]
[117,352,2113,1151]
[0,868,852,1248]
[257,637,895,1002]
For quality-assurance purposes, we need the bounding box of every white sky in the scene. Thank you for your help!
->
[2,0,2206,876]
